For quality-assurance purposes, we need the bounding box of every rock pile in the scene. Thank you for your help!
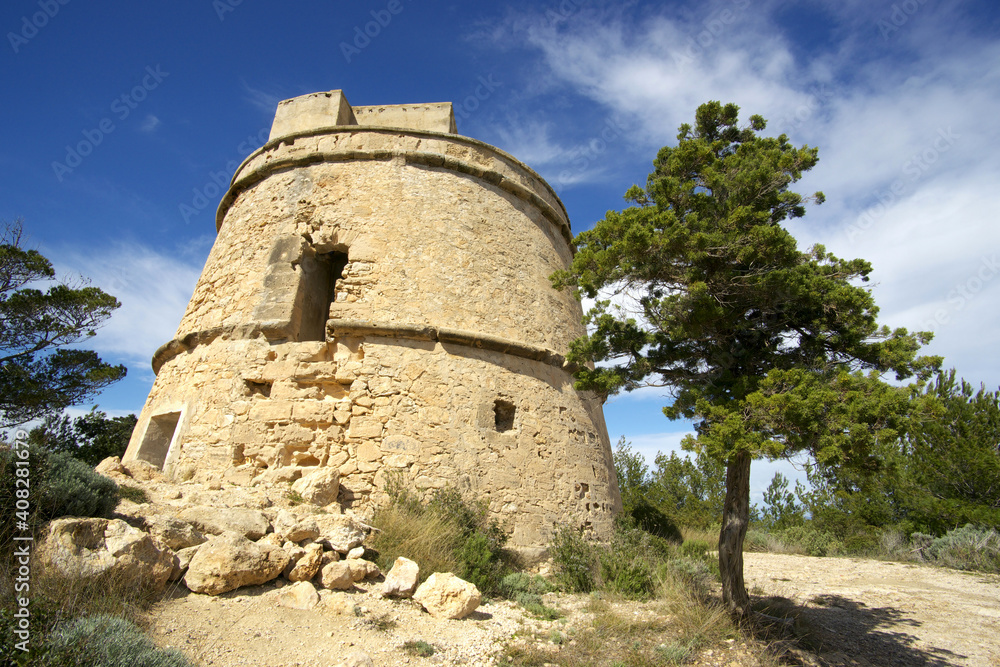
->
[42,457,481,620]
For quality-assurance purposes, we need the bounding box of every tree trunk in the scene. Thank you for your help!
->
[719,449,752,616]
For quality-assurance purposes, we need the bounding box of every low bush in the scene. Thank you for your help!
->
[1,444,119,552]
[922,524,1000,572]
[41,614,192,666]
[369,485,511,595]
[548,524,597,593]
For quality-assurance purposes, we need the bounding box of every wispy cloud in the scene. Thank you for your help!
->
[52,243,202,366]
[240,79,286,115]
[139,114,161,133]
[491,1,1000,388]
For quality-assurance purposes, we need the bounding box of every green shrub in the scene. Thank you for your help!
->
[680,539,710,561]
[621,498,683,543]
[774,525,841,557]
[402,640,436,657]
[599,549,655,600]
[925,524,1000,572]
[370,485,511,595]
[499,572,553,599]
[118,485,149,505]
[41,614,192,667]
[1,445,119,551]
[548,524,597,593]
[842,532,880,556]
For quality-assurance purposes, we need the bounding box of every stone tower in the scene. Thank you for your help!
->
[123,90,621,548]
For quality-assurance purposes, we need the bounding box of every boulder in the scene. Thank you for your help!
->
[346,546,364,560]
[274,581,319,610]
[381,557,419,598]
[183,532,290,595]
[413,572,482,619]
[290,467,340,507]
[319,561,354,590]
[121,458,165,482]
[170,544,202,581]
[314,514,366,553]
[143,515,207,551]
[176,506,271,540]
[287,543,324,582]
[95,456,126,478]
[273,509,320,542]
[41,518,176,593]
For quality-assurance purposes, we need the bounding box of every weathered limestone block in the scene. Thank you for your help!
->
[143,515,207,551]
[184,532,290,595]
[315,514,366,553]
[176,506,271,540]
[170,544,202,581]
[95,456,127,479]
[290,467,340,507]
[274,510,321,542]
[41,518,176,593]
[121,458,165,482]
[275,580,320,610]
[381,557,419,598]
[413,572,481,619]
[287,543,324,582]
[319,561,354,590]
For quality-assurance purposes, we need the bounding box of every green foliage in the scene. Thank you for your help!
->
[118,485,149,504]
[402,640,436,658]
[548,524,597,593]
[28,408,137,467]
[760,472,805,530]
[772,525,841,557]
[40,614,192,667]
[680,539,710,561]
[370,485,510,595]
[921,524,1000,572]
[551,102,935,609]
[0,220,126,428]
[1,444,119,549]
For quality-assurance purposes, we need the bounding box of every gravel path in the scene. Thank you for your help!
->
[743,553,1000,666]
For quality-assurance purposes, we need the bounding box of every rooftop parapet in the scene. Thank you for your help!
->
[268,90,457,141]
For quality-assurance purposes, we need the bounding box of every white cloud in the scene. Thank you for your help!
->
[495,2,1000,389]
[52,243,202,366]
[139,114,161,133]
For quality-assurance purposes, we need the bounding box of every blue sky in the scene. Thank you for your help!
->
[3,0,999,502]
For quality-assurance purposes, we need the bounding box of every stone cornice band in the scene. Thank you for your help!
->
[151,319,577,376]
[215,126,573,245]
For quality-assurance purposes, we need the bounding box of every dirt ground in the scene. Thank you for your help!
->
[147,553,1000,666]
[743,553,1000,666]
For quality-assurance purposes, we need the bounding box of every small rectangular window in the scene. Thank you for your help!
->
[494,399,516,432]
[135,411,181,469]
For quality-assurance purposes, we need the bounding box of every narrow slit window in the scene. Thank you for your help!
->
[494,399,516,432]
[298,249,349,341]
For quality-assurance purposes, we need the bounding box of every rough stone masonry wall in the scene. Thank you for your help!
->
[125,118,622,549]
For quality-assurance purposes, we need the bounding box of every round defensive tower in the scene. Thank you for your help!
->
[123,90,622,548]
